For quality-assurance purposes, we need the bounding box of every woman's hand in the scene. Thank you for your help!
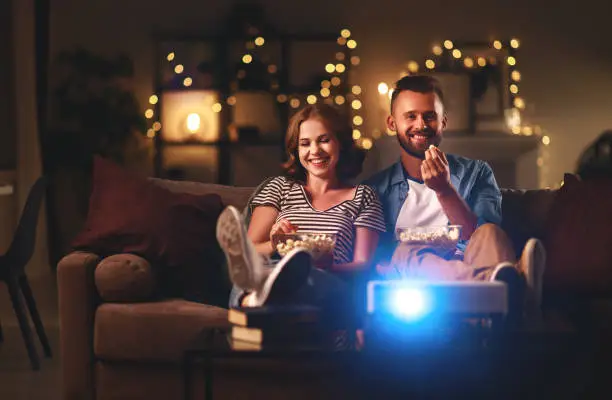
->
[269,219,298,243]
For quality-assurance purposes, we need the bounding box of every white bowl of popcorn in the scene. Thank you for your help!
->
[273,232,337,264]
[395,225,462,252]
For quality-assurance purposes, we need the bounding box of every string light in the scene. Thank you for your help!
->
[149,95,158,105]
[377,82,389,95]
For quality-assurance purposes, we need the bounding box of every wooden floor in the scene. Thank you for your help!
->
[0,273,61,400]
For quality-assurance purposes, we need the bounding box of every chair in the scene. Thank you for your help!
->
[0,176,52,370]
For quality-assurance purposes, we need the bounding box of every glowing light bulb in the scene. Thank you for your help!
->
[378,82,389,95]
[186,113,200,133]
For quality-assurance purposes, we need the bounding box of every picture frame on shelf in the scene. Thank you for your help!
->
[426,71,472,134]
[459,43,513,121]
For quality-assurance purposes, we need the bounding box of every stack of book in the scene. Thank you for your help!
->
[227,305,330,351]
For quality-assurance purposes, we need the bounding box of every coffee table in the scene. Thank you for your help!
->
[183,324,580,400]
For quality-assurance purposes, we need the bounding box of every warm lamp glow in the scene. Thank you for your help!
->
[361,138,373,150]
[352,129,361,140]
[340,29,351,38]
[346,39,357,49]
[452,49,462,59]
[352,85,362,95]
[149,95,158,105]
[493,40,502,50]
[186,113,201,133]
[425,59,435,69]
[307,95,317,104]
[443,40,453,49]
[432,45,443,55]
[510,38,520,48]
[320,88,331,97]
[254,37,265,46]
[353,115,363,125]
[174,64,184,74]
[242,54,253,64]
[335,63,346,73]
[325,63,336,73]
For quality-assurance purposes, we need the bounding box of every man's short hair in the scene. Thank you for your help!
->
[390,75,446,113]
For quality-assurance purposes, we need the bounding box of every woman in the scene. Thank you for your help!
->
[217,104,386,309]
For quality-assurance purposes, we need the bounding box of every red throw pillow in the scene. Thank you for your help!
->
[72,157,228,303]
[543,174,612,295]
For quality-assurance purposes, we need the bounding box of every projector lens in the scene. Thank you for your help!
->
[391,287,431,320]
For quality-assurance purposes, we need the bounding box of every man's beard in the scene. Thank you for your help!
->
[396,128,440,160]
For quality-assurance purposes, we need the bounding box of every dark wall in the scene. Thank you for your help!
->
[0,0,16,169]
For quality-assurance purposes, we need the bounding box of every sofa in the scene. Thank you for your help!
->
[57,160,612,399]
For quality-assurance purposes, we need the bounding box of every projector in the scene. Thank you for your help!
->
[367,280,508,319]
[364,280,509,349]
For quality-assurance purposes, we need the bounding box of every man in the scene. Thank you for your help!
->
[364,75,546,321]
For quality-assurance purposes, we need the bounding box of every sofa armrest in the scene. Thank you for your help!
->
[57,251,101,400]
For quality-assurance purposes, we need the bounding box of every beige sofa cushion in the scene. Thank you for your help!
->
[95,254,156,302]
[94,300,229,362]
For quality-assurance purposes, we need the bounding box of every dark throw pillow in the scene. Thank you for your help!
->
[72,156,229,304]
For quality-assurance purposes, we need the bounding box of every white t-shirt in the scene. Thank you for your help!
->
[395,179,449,231]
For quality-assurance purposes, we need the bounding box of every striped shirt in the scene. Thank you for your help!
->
[251,176,386,264]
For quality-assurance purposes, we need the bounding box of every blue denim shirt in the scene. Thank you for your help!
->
[362,154,502,262]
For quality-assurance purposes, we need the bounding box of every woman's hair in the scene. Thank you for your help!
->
[282,104,365,183]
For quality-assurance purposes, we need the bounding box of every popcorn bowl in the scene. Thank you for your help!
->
[395,225,462,253]
[273,232,337,265]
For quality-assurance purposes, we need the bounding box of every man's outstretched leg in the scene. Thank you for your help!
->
[464,223,546,321]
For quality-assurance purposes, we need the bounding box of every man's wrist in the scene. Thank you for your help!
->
[435,185,456,198]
